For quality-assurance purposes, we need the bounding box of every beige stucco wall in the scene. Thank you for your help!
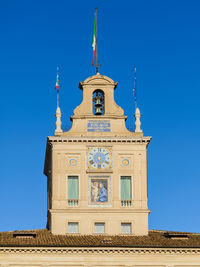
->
[47,139,150,235]
[1,248,200,266]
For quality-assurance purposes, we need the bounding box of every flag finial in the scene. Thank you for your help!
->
[135,107,142,133]
[54,65,63,135]
[55,106,63,135]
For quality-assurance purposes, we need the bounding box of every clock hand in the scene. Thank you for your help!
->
[98,156,101,164]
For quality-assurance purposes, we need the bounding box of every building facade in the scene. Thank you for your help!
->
[0,73,200,266]
[44,73,151,236]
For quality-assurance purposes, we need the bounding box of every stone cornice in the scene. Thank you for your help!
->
[70,114,127,119]
[49,209,150,214]
[1,247,200,255]
[48,136,152,145]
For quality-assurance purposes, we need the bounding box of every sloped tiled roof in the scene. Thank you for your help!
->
[0,229,200,248]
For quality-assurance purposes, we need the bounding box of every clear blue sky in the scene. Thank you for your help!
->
[1,0,200,233]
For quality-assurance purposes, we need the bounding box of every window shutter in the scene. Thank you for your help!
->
[121,176,131,200]
[68,176,79,199]
[68,222,79,233]
[121,223,132,234]
[94,223,105,234]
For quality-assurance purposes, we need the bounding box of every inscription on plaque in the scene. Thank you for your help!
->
[87,120,111,132]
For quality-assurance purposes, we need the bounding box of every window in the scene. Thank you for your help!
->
[93,89,105,115]
[121,223,132,234]
[68,176,79,206]
[120,176,132,206]
[68,222,79,233]
[94,223,105,234]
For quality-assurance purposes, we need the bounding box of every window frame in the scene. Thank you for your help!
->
[67,222,79,234]
[67,175,80,199]
[121,222,132,234]
[94,222,106,234]
[92,89,105,116]
[120,175,132,200]
[67,175,80,207]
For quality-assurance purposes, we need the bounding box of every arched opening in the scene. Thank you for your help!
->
[93,89,105,115]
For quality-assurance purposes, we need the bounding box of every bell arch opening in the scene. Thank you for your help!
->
[93,89,105,115]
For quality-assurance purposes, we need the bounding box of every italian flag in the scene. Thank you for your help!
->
[92,12,96,66]
[56,68,59,92]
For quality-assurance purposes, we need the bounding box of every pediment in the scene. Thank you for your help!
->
[79,74,118,89]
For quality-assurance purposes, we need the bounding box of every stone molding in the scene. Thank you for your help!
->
[1,247,200,255]
[48,136,151,144]
[79,74,117,88]
[49,209,150,214]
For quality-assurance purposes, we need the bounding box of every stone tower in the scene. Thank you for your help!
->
[44,73,151,235]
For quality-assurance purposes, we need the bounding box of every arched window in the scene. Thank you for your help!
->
[93,90,104,115]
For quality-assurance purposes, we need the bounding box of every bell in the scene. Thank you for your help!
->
[95,107,102,115]
[95,98,101,106]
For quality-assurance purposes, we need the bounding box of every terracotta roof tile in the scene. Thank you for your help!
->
[0,229,200,248]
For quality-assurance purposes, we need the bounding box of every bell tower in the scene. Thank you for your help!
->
[44,73,151,236]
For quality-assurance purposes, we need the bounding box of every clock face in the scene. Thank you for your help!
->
[88,147,112,170]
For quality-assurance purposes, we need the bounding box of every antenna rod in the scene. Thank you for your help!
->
[133,65,137,112]
[95,8,99,74]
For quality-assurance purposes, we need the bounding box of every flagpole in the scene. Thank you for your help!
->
[56,65,59,108]
[95,8,99,74]
[134,65,137,112]
[57,90,59,108]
